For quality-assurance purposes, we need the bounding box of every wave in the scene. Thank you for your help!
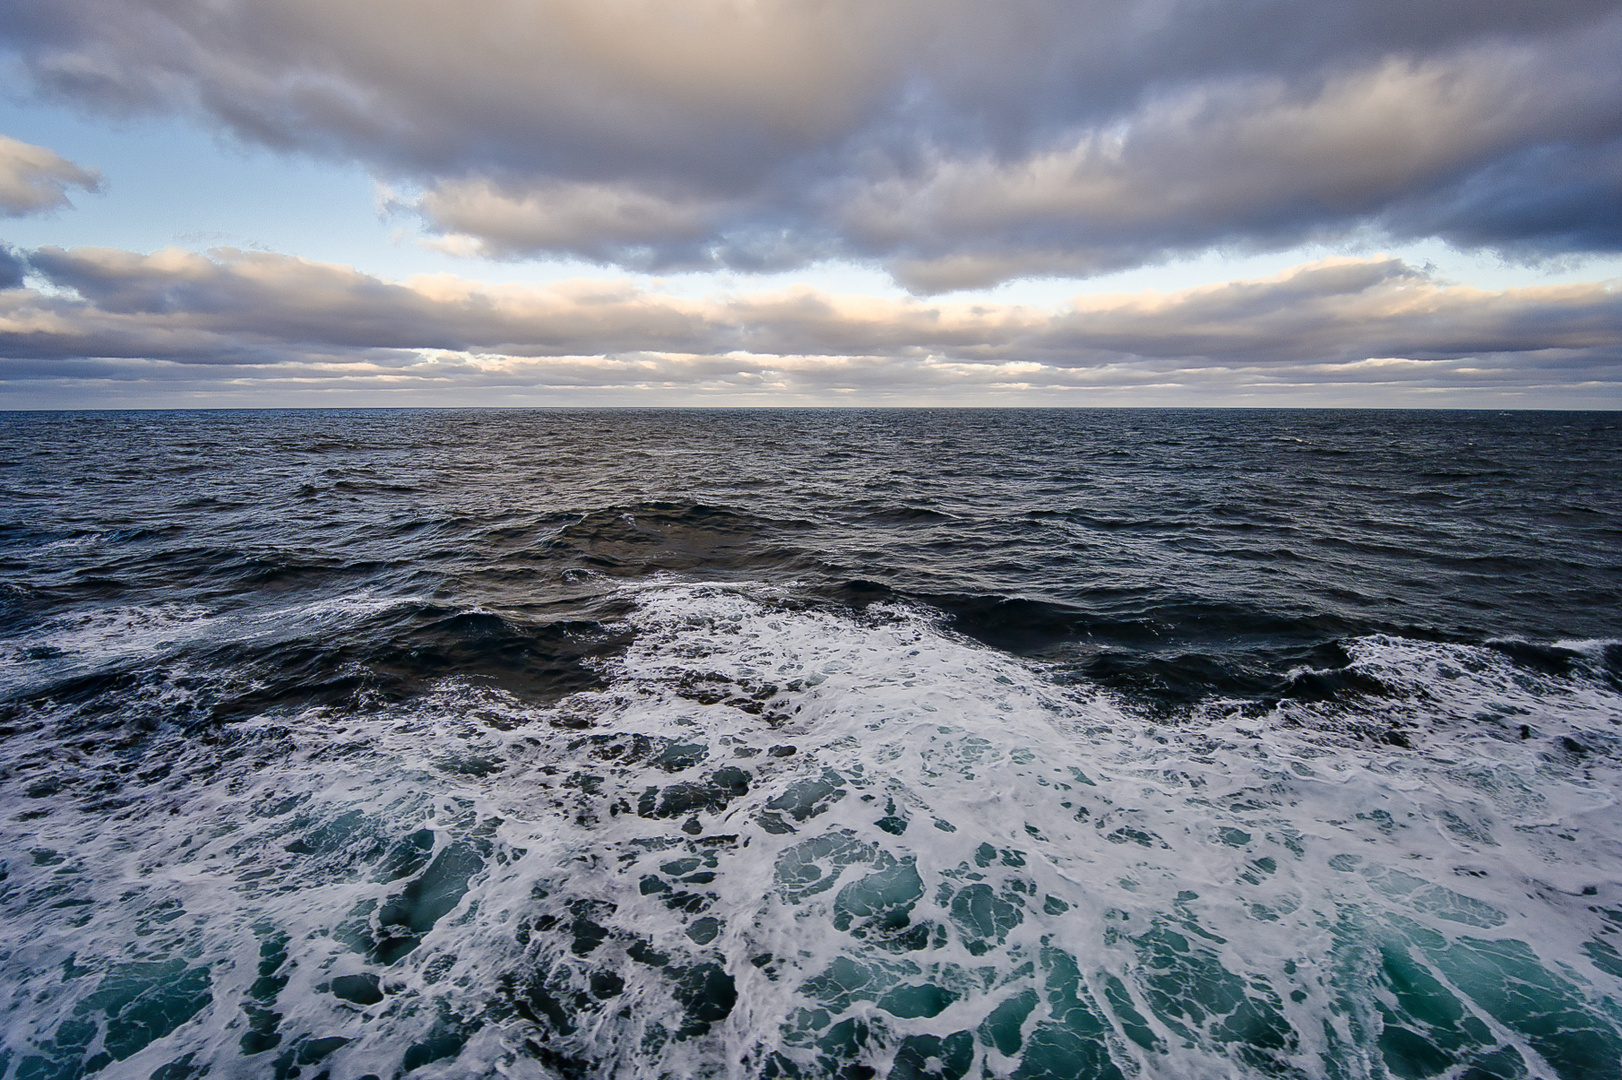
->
[2,583,1619,1078]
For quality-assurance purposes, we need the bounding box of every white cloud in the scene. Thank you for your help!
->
[0,135,101,216]
[407,178,724,264]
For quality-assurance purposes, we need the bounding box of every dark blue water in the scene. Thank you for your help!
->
[2,409,1620,1080]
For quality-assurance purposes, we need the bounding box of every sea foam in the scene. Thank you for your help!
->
[2,583,1620,1079]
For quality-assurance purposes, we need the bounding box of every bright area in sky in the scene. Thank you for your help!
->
[1,0,1620,408]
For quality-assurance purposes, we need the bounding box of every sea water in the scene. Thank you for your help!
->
[1,408,1619,1080]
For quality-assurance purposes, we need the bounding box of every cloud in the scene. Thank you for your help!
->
[404,179,725,266]
[2,245,1617,405]
[853,38,1622,289]
[0,134,101,216]
[0,244,25,288]
[3,1,1620,286]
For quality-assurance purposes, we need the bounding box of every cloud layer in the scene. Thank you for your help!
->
[3,244,1616,406]
[4,0,1619,287]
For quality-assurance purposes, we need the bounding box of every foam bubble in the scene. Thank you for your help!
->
[2,583,1620,1079]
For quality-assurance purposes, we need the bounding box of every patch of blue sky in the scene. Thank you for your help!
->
[941,241,1622,308]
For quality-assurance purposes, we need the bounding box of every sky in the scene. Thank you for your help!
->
[1,0,1620,409]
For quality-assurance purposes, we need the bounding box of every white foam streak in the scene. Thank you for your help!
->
[0,594,419,697]
[2,584,1620,1079]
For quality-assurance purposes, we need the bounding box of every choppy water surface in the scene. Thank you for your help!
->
[2,408,1620,1080]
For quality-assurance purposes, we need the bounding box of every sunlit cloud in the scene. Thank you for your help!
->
[0,135,101,217]
[404,179,728,266]
[2,245,1616,406]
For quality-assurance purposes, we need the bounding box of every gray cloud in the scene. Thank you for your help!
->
[402,179,729,267]
[2,245,1617,406]
[852,35,1622,289]
[0,244,25,288]
[3,1,1620,287]
[0,134,100,216]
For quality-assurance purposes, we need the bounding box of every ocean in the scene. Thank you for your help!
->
[1,408,1620,1080]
